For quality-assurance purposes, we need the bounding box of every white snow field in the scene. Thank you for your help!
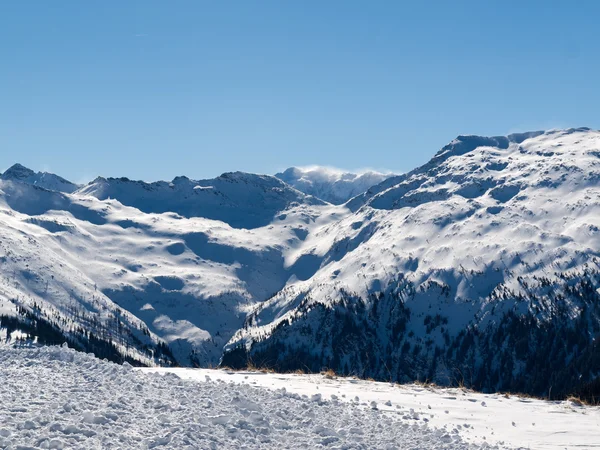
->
[0,345,516,450]
[144,367,600,450]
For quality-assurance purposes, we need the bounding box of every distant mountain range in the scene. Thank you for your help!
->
[275,166,394,204]
[1,128,599,401]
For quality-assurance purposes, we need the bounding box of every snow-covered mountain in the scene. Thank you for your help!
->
[1,163,79,193]
[1,128,599,402]
[224,127,600,400]
[0,169,340,366]
[275,166,394,204]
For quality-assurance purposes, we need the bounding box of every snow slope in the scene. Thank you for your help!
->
[225,128,600,399]
[275,166,394,204]
[0,344,511,449]
[146,366,600,450]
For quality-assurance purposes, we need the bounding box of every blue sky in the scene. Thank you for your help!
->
[1,1,599,182]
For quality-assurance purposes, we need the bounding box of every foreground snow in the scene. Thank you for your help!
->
[143,367,600,450]
[1,345,513,450]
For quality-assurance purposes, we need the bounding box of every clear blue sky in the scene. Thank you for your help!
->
[1,1,599,182]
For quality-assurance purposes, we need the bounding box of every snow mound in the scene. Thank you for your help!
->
[276,166,394,204]
[0,345,505,449]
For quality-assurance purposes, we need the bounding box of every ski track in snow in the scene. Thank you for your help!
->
[0,345,514,450]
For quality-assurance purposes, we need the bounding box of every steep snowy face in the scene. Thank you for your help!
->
[275,166,394,204]
[77,172,324,229]
[224,128,600,399]
[0,163,79,193]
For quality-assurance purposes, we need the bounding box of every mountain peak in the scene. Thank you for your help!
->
[1,163,79,193]
[224,127,600,400]
[2,163,36,180]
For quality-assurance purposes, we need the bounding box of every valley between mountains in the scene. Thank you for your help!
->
[1,127,599,402]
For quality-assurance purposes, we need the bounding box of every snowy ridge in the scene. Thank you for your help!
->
[76,171,325,229]
[275,166,394,205]
[1,163,80,193]
[346,130,545,211]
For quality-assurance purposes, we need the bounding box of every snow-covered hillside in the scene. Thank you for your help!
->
[275,166,393,204]
[0,168,342,366]
[1,128,599,403]
[224,128,600,400]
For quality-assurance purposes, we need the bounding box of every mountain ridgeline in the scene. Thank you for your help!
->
[1,128,599,402]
